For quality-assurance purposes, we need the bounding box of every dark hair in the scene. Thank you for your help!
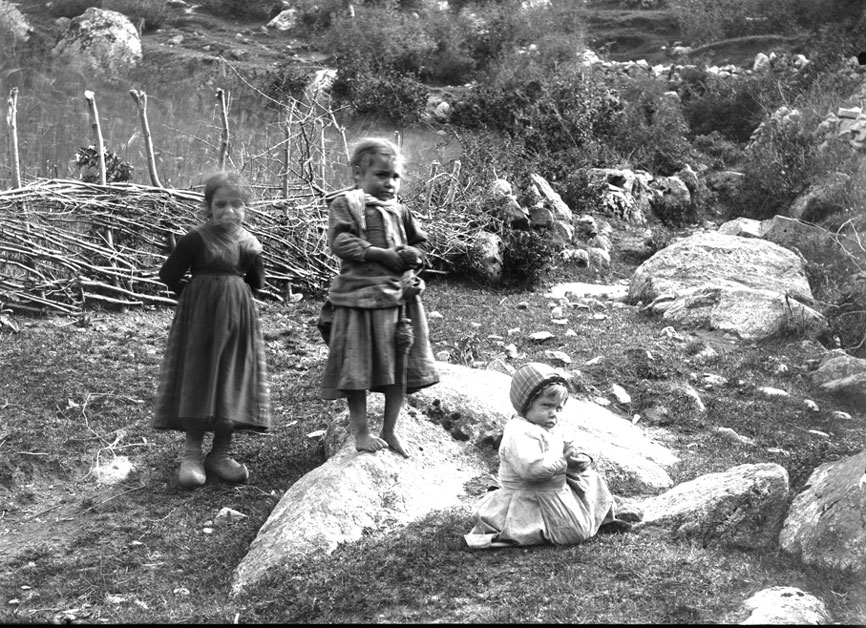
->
[201,171,250,218]
[350,137,403,173]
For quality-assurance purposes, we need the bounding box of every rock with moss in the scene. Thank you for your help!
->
[779,450,866,575]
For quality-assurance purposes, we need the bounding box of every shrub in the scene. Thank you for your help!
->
[75,145,133,183]
[325,7,436,77]
[195,0,282,21]
[324,6,433,121]
[691,132,744,168]
[413,8,477,85]
[610,76,693,175]
[451,59,622,160]
[500,227,564,288]
[333,64,429,124]
[681,71,794,144]
[260,62,313,103]
[46,0,94,18]
[45,0,167,30]
[103,0,168,31]
[668,0,800,44]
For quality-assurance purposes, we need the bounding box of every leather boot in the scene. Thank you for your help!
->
[178,428,206,489]
[204,422,248,483]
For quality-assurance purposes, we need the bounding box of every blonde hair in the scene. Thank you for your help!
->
[200,171,250,219]
[350,137,403,174]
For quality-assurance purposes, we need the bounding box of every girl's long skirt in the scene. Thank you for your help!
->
[152,274,270,432]
[320,297,439,399]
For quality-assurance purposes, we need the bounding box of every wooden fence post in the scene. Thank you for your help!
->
[443,159,461,205]
[216,88,230,170]
[129,89,162,188]
[83,90,107,185]
[6,87,22,189]
[282,100,295,199]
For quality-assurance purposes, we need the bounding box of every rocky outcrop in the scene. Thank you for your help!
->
[587,167,654,225]
[632,463,790,550]
[811,350,866,402]
[231,361,679,594]
[51,8,142,79]
[0,0,32,44]
[629,232,826,341]
[231,397,491,595]
[779,450,866,574]
[726,586,832,624]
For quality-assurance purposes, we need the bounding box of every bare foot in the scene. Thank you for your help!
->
[355,433,388,453]
[382,432,410,458]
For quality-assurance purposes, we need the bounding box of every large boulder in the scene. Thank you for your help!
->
[469,231,504,283]
[410,363,678,493]
[0,0,31,44]
[629,232,826,341]
[587,167,654,225]
[231,397,491,595]
[779,450,866,574]
[761,215,865,275]
[529,173,573,222]
[231,361,682,594]
[788,172,850,222]
[650,175,693,225]
[632,463,790,550]
[51,8,142,79]
[811,350,866,402]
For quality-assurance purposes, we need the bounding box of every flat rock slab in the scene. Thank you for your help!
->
[549,281,628,300]
[726,586,832,624]
[632,462,790,550]
[411,363,677,492]
[231,405,489,595]
[231,362,681,594]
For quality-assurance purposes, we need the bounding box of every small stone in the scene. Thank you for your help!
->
[544,350,571,365]
[807,429,830,439]
[610,383,631,404]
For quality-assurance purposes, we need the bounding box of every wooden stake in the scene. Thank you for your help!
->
[129,89,162,188]
[424,160,440,216]
[282,100,295,199]
[83,90,107,185]
[216,88,230,170]
[6,87,21,189]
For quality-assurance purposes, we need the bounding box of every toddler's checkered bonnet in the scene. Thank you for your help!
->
[510,362,568,416]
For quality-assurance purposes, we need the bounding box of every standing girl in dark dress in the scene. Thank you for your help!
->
[153,171,270,489]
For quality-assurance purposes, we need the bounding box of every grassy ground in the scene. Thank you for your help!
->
[1,244,865,623]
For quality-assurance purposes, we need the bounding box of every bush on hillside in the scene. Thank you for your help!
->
[610,76,694,175]
[669,0,799,44]
[451,58,622,160]
[46,0,94,18]
[103,0,168,31]
[195,0,281,21]
[45,0,167,31]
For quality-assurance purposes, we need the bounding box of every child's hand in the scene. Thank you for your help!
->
[376,248,406,273]
[566,452,593,473]
[397,246,422,269]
